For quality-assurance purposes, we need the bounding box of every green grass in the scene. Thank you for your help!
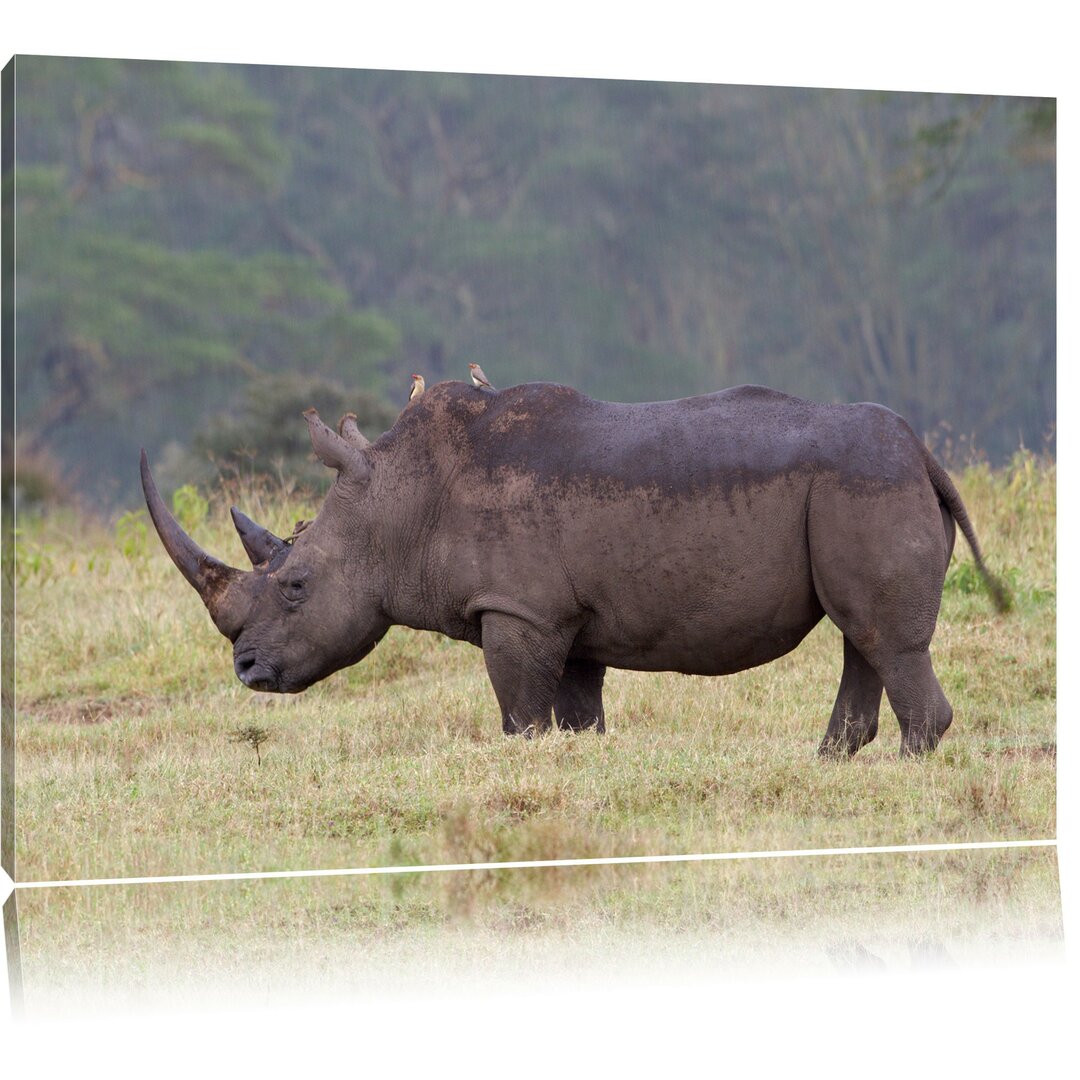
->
[13,452,1056,884]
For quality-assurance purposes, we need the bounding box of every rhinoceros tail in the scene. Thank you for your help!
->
[922,447,1012,614]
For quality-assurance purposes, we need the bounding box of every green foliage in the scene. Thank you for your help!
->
[943,560,988,596]
[171,484,208,533]
[13,57,401,505]
[159,119,284,192]
[114,509,147,559]
[13,531,57,586]
[1025,99,1056,137]
[942,449,1054,611]
[916,117,963,149]
[7,164,65,202]
[1004,447,1053,514]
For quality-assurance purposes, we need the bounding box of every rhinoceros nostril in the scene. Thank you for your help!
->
[235,653,279,692]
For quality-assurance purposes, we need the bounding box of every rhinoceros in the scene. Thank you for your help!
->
[141,381,1007,756]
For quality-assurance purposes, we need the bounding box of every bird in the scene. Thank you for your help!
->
[469,362,494,390]
[286,519,310,543]
[408,373,425,402]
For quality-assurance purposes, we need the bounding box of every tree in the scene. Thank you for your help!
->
[186,371,399,491]
[13,60,1055,508]
[14,57,400,503]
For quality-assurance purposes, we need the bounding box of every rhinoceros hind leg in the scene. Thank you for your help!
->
[555,659,606,733]
[480,611,569,737]
[880,650,953,756]
[819,636,883,757]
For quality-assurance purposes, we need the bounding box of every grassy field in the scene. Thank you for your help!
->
[12,452,1055,884]
[13,845,1064,1015]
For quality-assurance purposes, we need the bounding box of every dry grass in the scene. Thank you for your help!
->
[12,453,1056,886]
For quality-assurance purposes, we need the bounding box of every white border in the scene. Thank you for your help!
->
[1,1,1074,1069]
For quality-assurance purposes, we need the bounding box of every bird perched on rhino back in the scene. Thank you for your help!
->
[468,363,495,391]
[408,374,425,403]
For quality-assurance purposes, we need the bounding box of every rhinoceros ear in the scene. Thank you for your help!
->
[304,408,372,482]
[337,412,370,449]
[230,507,289,567]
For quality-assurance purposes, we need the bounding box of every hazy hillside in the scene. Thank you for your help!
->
[8,58,1055,505]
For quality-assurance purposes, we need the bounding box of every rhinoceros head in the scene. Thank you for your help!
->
[141,409,391,693]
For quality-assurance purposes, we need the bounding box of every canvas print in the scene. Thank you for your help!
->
[0,56,1059,1011]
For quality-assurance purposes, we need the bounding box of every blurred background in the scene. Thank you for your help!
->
[6,57,1056,508]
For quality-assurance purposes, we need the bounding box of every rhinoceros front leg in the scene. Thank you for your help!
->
[554,659,606,733]
[480,612,571,736]
[818,635,884,757]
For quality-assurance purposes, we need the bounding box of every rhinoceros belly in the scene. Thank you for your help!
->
[571,570,823,675]
[562,476,824,675]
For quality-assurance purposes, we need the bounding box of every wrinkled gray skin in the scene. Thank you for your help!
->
[142,382,1008,757]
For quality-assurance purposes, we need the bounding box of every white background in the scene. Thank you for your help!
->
[1,3,1074,1073]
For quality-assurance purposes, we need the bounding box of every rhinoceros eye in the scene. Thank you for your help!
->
[277,570,310,604]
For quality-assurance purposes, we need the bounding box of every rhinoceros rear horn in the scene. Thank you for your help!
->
[140,450,244,622]
[337,412,370,449]
[304,408,371,481]
[230,507,288,567]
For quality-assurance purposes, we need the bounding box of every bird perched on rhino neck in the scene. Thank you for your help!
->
[469,363,495,391]
[408,374,425,402]
[286,519,310,542]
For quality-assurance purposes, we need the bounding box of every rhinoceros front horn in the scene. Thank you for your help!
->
[140,450,244,625]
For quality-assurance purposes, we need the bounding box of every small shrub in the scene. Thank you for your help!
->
[114,510,148,560]
[171,484,209,534]
[230,725,271,764]
[191,372,399,490]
